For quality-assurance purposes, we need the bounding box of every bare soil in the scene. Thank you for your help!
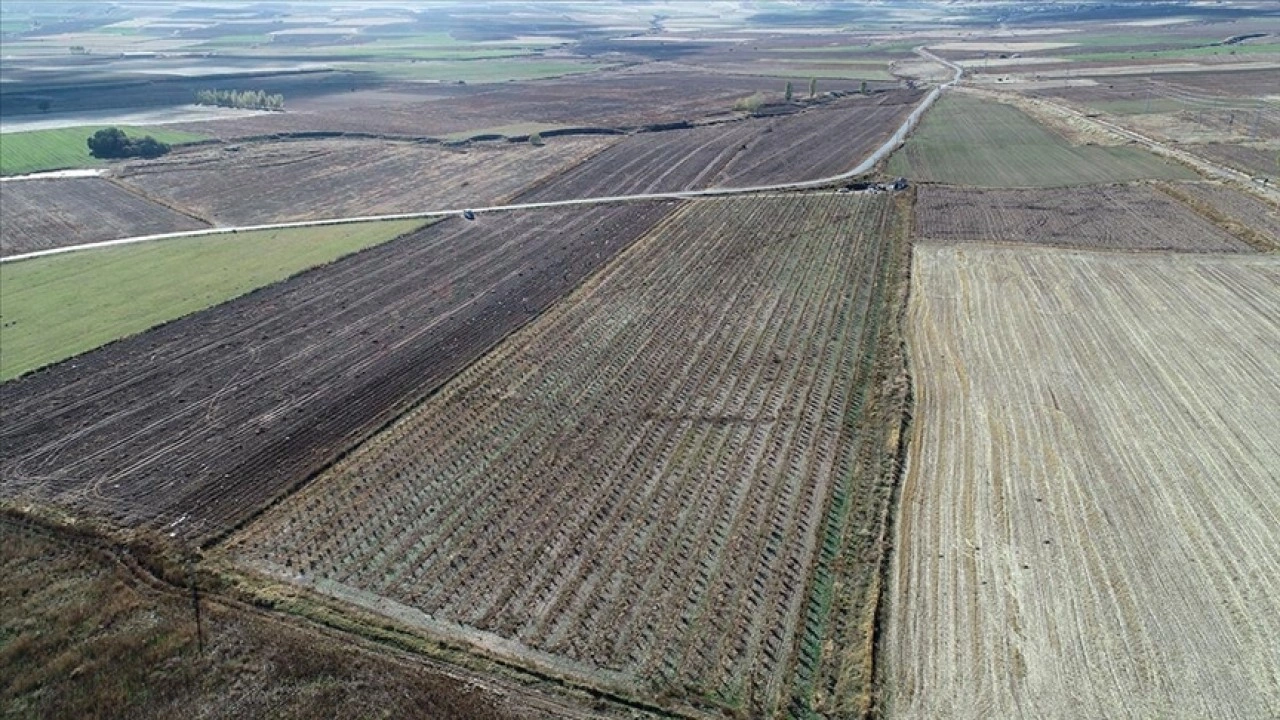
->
[174,68,878,140]
[0,203,675,543]
[115,136,616,225]
[914,184,1253,252]
[519,90,922,200]
[0,178,207,257]
[1195,142,1280,177]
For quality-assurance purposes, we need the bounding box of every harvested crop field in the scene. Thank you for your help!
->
[0,178,206,257]
[1160,181,1280,247]
[886,245,1280,719]
[1195,142,1280,178]
[886,92,1196,187]
[519,91,922,200]
[0,203,674,541]
[913,184,1253,252]
[116,137,617,225]
[228,193,911,717]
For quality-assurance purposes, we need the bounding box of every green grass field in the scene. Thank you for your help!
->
[0,126,207,176]
[887,93,1197,187]
[0,220,425,380]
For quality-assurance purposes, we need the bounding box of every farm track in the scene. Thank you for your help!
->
[0,203,675,542]
[228,194,908,717]
[886,245,1280,719]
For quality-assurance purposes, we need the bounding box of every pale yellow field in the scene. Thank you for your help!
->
[886,245,1280,719]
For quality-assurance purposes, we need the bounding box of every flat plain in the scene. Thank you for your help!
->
[0,177,207,257]
[886,92,1197,187]
[518,91,921,200]
[0,204,673,540]
[116,136,617,225]
[228,193,910,718]
[0,220,423,380]
[913,184,1253,251]
[885,245,1280,719]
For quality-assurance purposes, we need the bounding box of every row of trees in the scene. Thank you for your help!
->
[87,127,171,159]
[194,89,284,111]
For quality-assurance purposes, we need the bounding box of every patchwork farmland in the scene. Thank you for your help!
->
[518,91,922,200]
[886,245,1280,720]
[0,203,673,540]
[228,193,911,718]
[5,2,1280,717]
[913,184,1253,251]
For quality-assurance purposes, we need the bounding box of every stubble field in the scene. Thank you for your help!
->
[228,193,911,718]
[0,178,207,257]
[885,245,1280,720]
[115,137,617,225]
[913,184,1253,251]
[0,203,673,541]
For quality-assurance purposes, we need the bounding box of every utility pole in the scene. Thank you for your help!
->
[187,552,205,654]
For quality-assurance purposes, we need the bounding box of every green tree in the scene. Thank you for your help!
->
[860,80,869,95]
[809,78,817,98]
[784,81,793,102]
[529,132,545,147]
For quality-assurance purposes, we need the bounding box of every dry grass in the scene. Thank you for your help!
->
[885,245,1280,719]
[0,516,573,720]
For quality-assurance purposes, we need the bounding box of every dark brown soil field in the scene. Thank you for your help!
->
[0,203,675,542]
[914,184,1254,252]
[0,179,208,257]
[1196,143,1280,177]
[116,137,616,225]
[175,69,877,140]
[519,90,922,200]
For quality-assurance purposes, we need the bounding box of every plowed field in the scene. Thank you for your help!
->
[914,184,1252,251]
[0,203,674,541]
[0,178,207,257]
[886,245,1280,720]
[117,137,616,226]
[1160,181,1280,248]
[519,91,921,201]
[229,193,911,718]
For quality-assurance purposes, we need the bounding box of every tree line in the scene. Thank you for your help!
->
[194,89,284,111]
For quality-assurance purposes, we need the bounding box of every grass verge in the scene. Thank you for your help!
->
[0,219,425,381]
